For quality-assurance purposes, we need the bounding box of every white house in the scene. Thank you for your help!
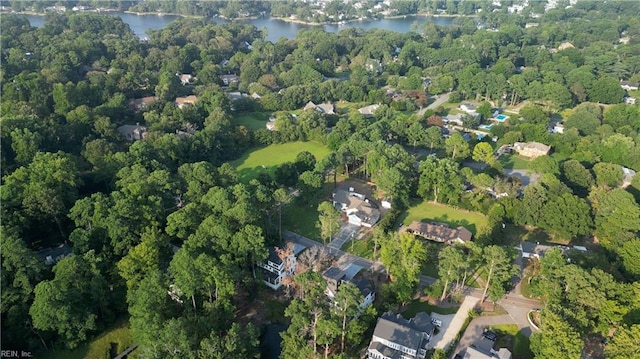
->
[332,186,380,228]
[259,243,306,290]
[621,80,639,91]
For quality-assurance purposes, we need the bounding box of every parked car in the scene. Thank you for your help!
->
[483,330,497,341]
[431,318,443,327]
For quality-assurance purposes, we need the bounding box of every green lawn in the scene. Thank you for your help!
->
[230,142,331,182]
[341,237,376,259]
[44,319,134,359]
[490,324,534,359]
[499,154,532,170]
[401,298,460,318]
[399,201,489,235]
[233,112,271,131]
[282,199,322,240]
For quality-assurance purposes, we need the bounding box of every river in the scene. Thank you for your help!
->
[19,12,455,42]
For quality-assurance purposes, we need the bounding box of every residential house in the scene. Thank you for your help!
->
[259,243,306,290]
[174,95,198,109]
[358,104,380,117]
[250,92,262,99]
[322,267,375,309]
[266,116,277,131]
[404,221,473,245]
[367,312,436,359]
[551,123,564,134]
[37,243,72,265]
[332,185,380,228]
[227,92,248,101]
[220,74,239,86]
[558,42,575,51]
[463,336,512,359]
[303,101,335,115]
[620,80,639,91]
[176,73,196,85]
[381,198,392,209]
[624,96,636,105]
[459,102,477,114]
[512,142,551,158]
[220,59,230,67]
[129,96,157,112]
[520,241,587,259]
[444,114,464,126]
[520,241,557,259]
[117,123,147,141]
[622,166,636,188]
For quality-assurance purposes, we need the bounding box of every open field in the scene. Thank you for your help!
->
[399,201,489,235]
[233,112,270,131]
[230,142,330,182]
[45,319,134,359]
[498,154,532,170]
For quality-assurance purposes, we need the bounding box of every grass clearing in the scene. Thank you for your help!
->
[499,154,532,170]
[341,237,376,259]
[490,324,534,359]
[282,200,322,240]
[233,112,271,131]
[230,142,330,182]
[401,298,460,318]
[45,319,134,359]
[399,201,489,235]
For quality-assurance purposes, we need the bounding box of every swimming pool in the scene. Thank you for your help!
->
[495,114,509,122]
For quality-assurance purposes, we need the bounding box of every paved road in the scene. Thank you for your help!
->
[329,224,360,250]
[432,296,479,350]
[417,92,451,118]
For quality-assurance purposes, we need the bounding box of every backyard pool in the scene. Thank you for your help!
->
[495,114,509,122]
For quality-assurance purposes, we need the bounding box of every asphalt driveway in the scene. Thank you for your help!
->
[329,224,360,250]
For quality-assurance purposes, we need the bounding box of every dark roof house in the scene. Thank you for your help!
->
[404,221,473,244]
[38,243,72,265]
[366,312,436,359]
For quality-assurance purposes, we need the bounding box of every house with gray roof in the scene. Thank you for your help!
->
[332,185,380,228]
[322,266,375,309]
[117,123,148,141]
[303,101,335,115]
[367,312,435,359]
[358,104,380,117]
[38,243,72,265]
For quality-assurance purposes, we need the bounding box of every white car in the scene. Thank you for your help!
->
[432,318,443,327]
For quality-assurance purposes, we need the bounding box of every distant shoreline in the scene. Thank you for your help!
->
[271,12,466,26]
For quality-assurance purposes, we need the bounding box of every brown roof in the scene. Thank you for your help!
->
[405,221,473,243]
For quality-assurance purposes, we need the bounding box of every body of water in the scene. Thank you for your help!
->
[21,12,454,42]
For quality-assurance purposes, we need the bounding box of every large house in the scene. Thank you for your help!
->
[367,312,436,359]
[220,74,239,86]
[322,266,375,309]
[512,142,551,158]
[332,186,380,228]
[303,101,335,115]
[358,104,380,117]
[129,96,157,112]
[620,80,639,91]
[37,243,72,265]
[176,73,196,86]
[174,95,198,109]
[404,221,473,245]
[259,242,306,290]
[117,123,147,141]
